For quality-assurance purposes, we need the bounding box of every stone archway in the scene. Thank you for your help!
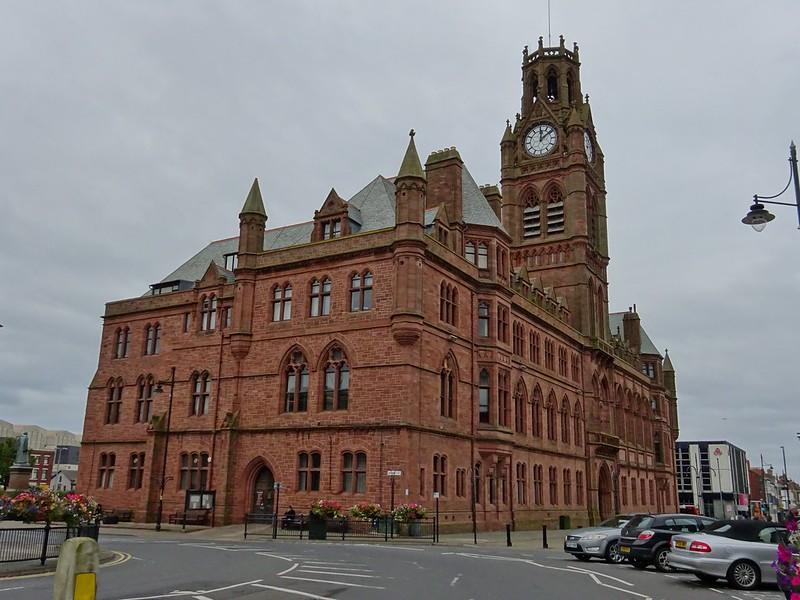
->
[250,465,275,515]
[598,464,613,520]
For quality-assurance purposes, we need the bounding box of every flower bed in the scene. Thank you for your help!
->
[0,489,99,525]
[392,503,427,522]
[310,499,343,519]
[348,502,383,521]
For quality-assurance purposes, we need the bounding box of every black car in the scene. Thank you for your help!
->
[618,513,717,571]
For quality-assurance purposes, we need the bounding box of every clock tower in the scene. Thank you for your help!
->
[500,35,610,340]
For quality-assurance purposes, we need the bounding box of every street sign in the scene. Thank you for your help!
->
[433,492,440,499]
[387,470,402,477]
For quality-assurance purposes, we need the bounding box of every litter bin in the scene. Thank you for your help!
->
[559,515,571,530]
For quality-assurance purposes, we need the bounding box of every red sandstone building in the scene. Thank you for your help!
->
[78,37,680,528]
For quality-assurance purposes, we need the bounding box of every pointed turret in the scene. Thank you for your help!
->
[397,129,426,181]
[395,130,426,228]
[663,348,676,398]
[240,178,266,218]
[663,349,674,372]
[238,178,267,257]
[501,120,514,144]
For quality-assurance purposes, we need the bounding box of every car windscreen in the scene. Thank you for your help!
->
[624,515,653,531]
[600,516,629,528]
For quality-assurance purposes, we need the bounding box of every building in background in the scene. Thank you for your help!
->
[748,464,784,521]
[51,469,78,492]
[675,441,749,519]
[0,420,81,450]
[28,449,55,488]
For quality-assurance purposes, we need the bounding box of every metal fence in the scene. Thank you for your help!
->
[0,523,100,566]
[243,513,436,543]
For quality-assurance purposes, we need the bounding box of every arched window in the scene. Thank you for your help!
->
[128,452,145,489]
[516,462,527,505]
[497,305,509,343]
[179,452,209,490]
[514,380,526,434]
[200,295,217,331]
[631,477,637,506]
[350,271,373,311]
[272,284,292,321]
[323,346,349,411]
[544,338,555,370]
[297,451,321,491]
[546,68,558,100]
[523,191,541,238]
[310,278,332,317]
[531,75,539,103]
[144,323,160,355]
[545,186,565,234]
[440,356,456,418]
[560,397,571,444]
[478,369,491,424]
[498,369,510,427]
[465,241,476,264]
[513,322,524,356]
[474,462,483,504]
[558,347,568,376]
[477,301,490,337]
[342,451,367,493]
[546,394,557,440]
[641,478,646,506]
[530,332,541,364]
[477,243,489,269]
[576,470,584,505]
[573,402,583,446]
[563,469,572,505]
[433,455,447,495]
[531,386,543,437]
[136,376,153,423]
[106,378,123,424]
[439,282,458,326]
[621,475,628,506]
[570,353,580,382]
[97,452,115,489]
[533,464,543,505]
[190,372,212,416]
[114,327,130,358]
[566,72,575,103]
[284,350,309,412]
[548,466,558,505]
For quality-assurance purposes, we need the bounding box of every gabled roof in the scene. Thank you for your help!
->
[462,168,505,231]
[608,312,661,356]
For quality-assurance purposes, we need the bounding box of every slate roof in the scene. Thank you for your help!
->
[157,162,503,287]
[608,312,661,356]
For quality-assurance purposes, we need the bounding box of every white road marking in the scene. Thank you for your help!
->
[351,543,424,551]
[195,579,263,594]
[299,565,373,572]
[295,569,378,578]
[564,565,635,586]
[587,573,652,600]
[255,551,295,562]
[131,556,144,561]
[281,575,386,590]
[709,589,723,594]
[277,563,299,576]
[192,596,213,600]
[663,574,679,579]
[730,596,745,600]
[303,560,367,566]
[252,583,336,599]
[450,574,462,587]
[0,588,24,594]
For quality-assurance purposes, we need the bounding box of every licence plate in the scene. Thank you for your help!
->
[675,540,687,549]
[619,545,631,554]
[566,541,578,548]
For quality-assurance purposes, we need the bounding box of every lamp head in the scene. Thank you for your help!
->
[742,200,775,232]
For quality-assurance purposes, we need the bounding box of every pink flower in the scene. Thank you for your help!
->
[778,544,794,562]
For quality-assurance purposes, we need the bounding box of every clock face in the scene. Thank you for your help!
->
[524,123,557,157]
[584,130,594,162]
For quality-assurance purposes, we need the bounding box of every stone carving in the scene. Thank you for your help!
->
[14,432,29,465]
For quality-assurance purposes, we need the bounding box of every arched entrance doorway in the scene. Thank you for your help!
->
[598,464,613,520]
[251,466,275,515]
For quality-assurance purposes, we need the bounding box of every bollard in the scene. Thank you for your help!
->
[542,524,548,549]
[53,537,99,600]
[506,523,512,547]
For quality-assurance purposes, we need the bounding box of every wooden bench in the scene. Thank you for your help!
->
[168,508,210,525]
[101,508,133,524]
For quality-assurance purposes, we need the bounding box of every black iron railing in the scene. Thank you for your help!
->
[0,523,100,565]
[243,513,436,543]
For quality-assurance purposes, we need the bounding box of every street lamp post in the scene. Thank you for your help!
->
[154,366,176,532]
[741,142,800,232]
[781,446,791,510]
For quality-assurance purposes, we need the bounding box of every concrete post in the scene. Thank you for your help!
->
[53,537,99,600]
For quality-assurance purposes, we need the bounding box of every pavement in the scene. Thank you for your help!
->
[0,528,789,600]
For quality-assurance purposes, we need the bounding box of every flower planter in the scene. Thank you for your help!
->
[308,515,327,540]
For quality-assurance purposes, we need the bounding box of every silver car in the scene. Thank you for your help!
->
[667,520,789,591]
[564,515,634,563]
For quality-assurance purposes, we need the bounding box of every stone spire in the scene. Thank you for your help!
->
[501,120,514,144]
[663,349,674,372]
[240,178,266,218]
[397,129,426,181]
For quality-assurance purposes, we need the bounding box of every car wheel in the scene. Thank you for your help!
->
[653,547,672,572]
[605,541,624,564]
[727,560,760,590]
[630,558,648,570]
[574,554,592,562]
[694,573,717,584]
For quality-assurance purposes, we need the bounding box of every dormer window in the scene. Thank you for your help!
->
[322,219,342,240]
[223,253,238,271]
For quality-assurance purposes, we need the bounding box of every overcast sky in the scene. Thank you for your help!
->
[2,1,799,480]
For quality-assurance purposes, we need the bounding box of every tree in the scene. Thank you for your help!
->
[0,438,17,488]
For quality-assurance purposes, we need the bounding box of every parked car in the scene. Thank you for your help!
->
[563,515,636,563]
[618,513,717,571]
[668,520,789,590]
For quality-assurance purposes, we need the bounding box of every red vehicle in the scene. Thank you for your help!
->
[680,505,700,515]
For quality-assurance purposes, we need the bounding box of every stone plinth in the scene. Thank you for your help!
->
[7,464,33,493]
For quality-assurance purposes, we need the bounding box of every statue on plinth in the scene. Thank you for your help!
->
[14,432,29,466]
